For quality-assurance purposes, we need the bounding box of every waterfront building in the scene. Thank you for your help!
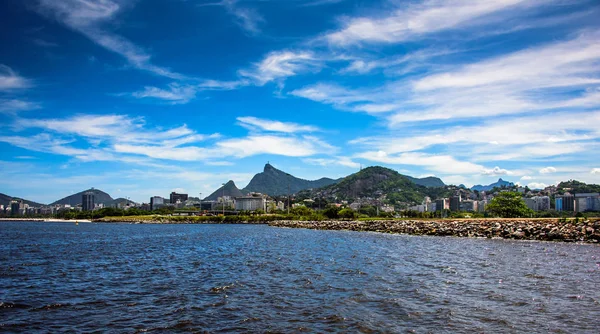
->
[555,194,575,212]
[450,195,461,211]
[10,200,24,216]
[574,193,600,212]
[235,194,267,211]
[150,196,164,211]
[461,200,478,212]
[477,200,487,213]
[82,192,95,211]
[170,192,188,205]
[435,198,449,212]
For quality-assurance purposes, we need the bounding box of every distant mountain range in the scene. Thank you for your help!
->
[242,163,340,196]
[470,178,515,192]
[203,180,244,201]
[0,193,45,208]
[51,188,114,206]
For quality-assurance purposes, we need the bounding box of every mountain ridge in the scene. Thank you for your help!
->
[204,180,244,201]
[242,163,340,196]
[0,193,45,208]
[51,188,114,206]
[471,178,515,192]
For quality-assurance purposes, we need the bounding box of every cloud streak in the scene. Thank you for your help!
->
[37,0,184,79]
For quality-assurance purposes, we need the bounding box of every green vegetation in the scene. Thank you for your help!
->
[486,192,534,218]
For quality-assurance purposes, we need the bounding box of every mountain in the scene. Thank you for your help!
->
[110,198,137,206]
[242,163,339,196]
[405,175,445,187]
[51,188,114,206]
[204,180,244,201]
[303,166,448,205]
[471,178,514,192]
[557,180,600,194]
[0,193,45,208]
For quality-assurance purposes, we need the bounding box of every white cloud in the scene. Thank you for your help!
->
[527,182,548,190]
[520,175,533,180]
[222,0,264,35]
[5,114,337,163]
[130,83,198,104]
[356,151,485,174]
[539,166,557,174]
[303,157,360,169]
[0,65,31,91]
[482,166,511,176]
[239,50,322,85]
[37,0,183,79]
[237,116,319,133]
[591,168,600,174]
[324,0,526,46]
[0,99,41,113]
[216,135,336,158]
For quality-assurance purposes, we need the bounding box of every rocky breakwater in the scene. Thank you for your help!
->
[268,218,600,243]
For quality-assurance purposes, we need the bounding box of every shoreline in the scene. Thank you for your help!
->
[4,217,599,243]
[0,218,92,223]
[268,219,600,243]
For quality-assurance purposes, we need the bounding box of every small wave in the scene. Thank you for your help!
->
[0,302,32,309]
[31,303,69,311]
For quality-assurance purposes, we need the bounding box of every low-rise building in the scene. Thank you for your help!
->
[235,194,267,211]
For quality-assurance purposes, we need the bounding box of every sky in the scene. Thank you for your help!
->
[1,0,600,204]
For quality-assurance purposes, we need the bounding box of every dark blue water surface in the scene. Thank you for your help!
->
[1,222,599,333]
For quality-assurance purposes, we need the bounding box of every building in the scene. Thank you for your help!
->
[450,195,461,211]
[477,200,487,213]
[170,192,188,205]
[426,201,436,212]
[435,198,449,212]
[574,193,600,212]
[461,200,478,212]
[150,196,164,211]
[235,194,267,211]
[82,192,95,211]
[525,196,550,212]
[10,200,24,216]
[555,194,575,212]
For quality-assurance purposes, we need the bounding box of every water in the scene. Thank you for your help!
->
[1,222,599,333]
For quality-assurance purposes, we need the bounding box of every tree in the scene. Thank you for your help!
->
[486,192,533,218]
[322,205,341,219]
[338,208,357,220]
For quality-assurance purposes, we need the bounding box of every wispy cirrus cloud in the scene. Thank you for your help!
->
[303,156,360,169]
[36,0,184,79]
[237,116,320,133]
[198,0,264,35]
[0,99,41,114]
[130,83,198,104]
[323,0,527,46]
[0,65,31,91]
[2,113,335,164]
[238,50,322,86]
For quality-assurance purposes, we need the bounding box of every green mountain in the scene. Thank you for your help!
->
[557,180,600,194]
[242,163,339,196]
[204,180,244,201]
[405,175,445,187]
[51,188,114,206]
[0,193,45,208]
[306,166,450,205]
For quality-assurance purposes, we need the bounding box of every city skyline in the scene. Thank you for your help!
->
[1,0,600,204]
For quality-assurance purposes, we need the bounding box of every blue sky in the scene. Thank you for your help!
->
[1,0,599,204]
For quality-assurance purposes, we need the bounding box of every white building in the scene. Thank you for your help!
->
[525,196,551,211]
[235,194,267,211]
